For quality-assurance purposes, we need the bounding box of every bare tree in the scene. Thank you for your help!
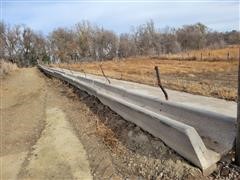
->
[119,33,137,58]
[0,20,239,66]
[5,25,23,65]
[224,30,240,45]
[75,21,93,59]
[176,23,208,50]
[206,31,225,49]
[160,28,181,54]
[0,22,7,59]
[92,27,118,60]
[49,27,76,63]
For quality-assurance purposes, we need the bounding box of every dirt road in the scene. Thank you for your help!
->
[1,68,92,179]
[2,68,238,179]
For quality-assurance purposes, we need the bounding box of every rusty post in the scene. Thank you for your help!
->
[236,47,240,165]
[99,64,111,84]
[154,66,168,100]
[227,52,230,60]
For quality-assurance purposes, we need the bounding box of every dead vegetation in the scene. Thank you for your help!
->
[56,47,238,101]
[0,59,18,77]
[95,119,119,151]
[157,46,240,61]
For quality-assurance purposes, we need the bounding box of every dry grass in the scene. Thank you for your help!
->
[157,45,240,61]
[54,47,239,101]
[95,119,119,151]
[0,59,18,77]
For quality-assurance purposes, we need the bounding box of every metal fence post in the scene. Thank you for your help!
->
[99,64,111,84]
[236,47,240,165]
[154,66,168,100]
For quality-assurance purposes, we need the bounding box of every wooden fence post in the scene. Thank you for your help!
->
[236,47,240,165]
[154,66,168,100]
[99,64,111,84]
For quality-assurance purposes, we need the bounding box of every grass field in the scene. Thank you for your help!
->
[55,46,239,101]
[159,45,239,61]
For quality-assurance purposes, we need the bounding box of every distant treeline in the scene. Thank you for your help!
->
[0,20,239,67]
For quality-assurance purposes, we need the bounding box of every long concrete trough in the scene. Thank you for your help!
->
[39,65,237,175]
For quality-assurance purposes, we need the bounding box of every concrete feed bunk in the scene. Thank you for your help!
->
[39,65,236,175]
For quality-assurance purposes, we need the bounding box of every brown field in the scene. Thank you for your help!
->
[176,45,239,60]
[55,47,239,101]
[152,45,239,61]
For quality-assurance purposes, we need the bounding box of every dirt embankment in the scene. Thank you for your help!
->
[1,68,239,179]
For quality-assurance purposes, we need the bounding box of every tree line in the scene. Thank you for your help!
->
[1,20,239,67]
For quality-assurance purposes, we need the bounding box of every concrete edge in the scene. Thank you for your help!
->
[62,69,236,154]
[38,65,221,174]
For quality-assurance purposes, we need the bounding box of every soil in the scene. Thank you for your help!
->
[1,68,91,179]
[1,68,239,179]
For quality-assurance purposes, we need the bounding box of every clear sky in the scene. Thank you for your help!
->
[1,0,239,35]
